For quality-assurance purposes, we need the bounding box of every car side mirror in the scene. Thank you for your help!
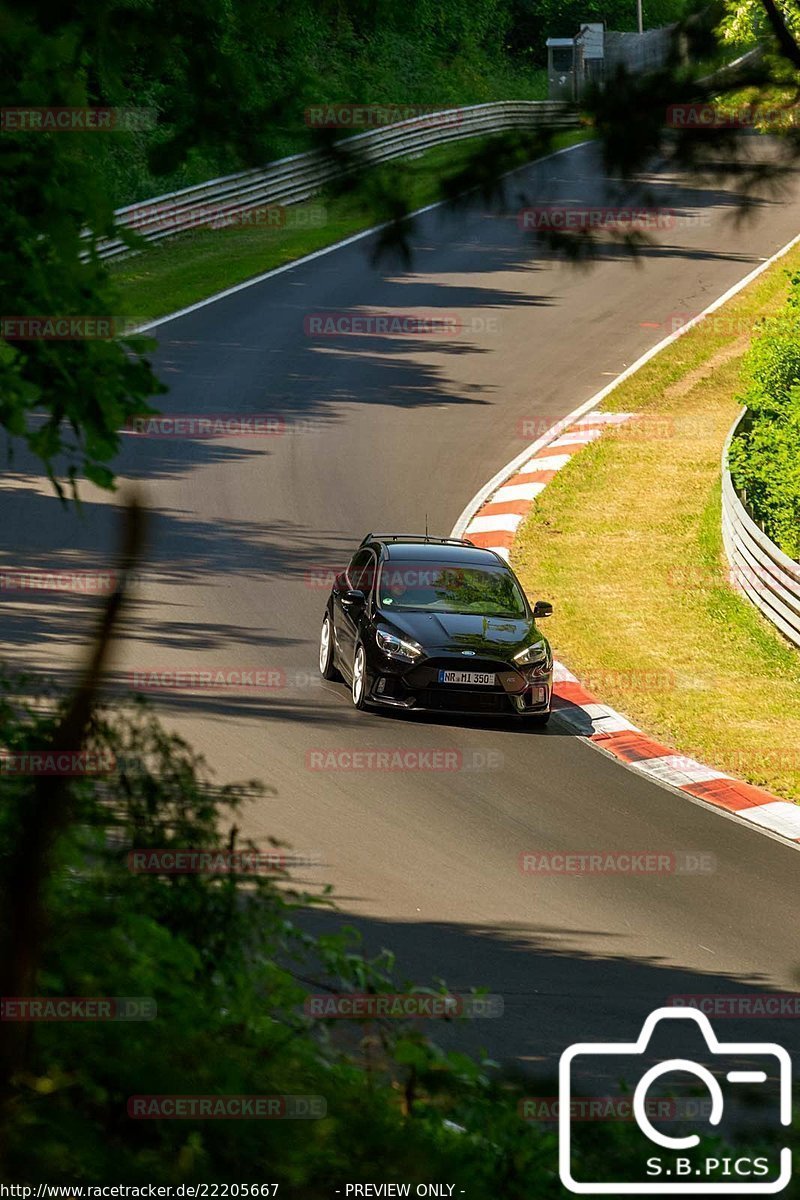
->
[341,589,366,612]
[533,600,553,619]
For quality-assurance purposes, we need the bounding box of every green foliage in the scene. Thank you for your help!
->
[0,2,169,496]
[0,680,776,1186]
[718,0,800,46]
[0,685,483,1184]
[66,0,552,207]
[0,0,791,495]
[0,0,549,495]
[728,270,800,559]
[740,306,800,419]
[729,408,800,557]
[506,0,689,63]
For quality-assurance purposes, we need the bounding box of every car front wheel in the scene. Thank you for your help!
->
[319,612,341,681]
[351,643,368,709]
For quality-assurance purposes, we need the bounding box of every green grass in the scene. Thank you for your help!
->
[111,130,591,320]
[514,245,800,802]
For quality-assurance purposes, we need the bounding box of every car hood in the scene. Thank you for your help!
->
[377,609,538,658]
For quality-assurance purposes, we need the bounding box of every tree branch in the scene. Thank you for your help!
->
[759,0,800,69]
[0,494,147,1083]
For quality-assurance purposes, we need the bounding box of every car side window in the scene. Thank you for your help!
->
[346,549,375,594]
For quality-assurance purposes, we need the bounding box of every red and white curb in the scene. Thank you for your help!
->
[455,409,800,845]
[462,410,634,560]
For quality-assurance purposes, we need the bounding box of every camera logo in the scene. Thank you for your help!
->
[559,1007,791,1194]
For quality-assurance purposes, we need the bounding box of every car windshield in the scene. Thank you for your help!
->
[378,562,527,617]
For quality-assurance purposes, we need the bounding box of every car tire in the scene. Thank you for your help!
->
[351,643,368,709]
[319,612,341,681]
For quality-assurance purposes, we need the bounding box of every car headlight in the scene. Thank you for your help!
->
[513,639,548,667]
[375,628,424,662]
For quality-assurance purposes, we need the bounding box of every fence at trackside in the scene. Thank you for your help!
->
[85,101,579,261]
[722,410,800,648]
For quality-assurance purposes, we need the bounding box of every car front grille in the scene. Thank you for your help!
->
[416,687,512,714]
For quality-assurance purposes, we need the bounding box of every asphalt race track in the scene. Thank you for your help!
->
[3,140,800,1081]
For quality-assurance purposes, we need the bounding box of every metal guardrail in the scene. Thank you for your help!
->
[697,46,762,86]
[721,409,800,648]
[87,100,578,260]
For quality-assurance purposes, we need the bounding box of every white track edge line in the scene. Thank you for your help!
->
[451,230,800,539]
[134,140,594,334]
[451,225,800,848]
[575,726,800,853]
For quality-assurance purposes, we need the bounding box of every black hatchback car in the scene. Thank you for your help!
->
[318,534,554,723]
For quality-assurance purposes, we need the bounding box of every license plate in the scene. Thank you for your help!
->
[438,670,495,686]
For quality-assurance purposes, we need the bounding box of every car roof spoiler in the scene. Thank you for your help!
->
[360,533,477,548]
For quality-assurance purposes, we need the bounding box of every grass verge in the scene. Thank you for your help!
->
[514,244,800,802]
[111,130,591,320]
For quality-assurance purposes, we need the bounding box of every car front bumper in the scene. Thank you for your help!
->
[363,653,552,716]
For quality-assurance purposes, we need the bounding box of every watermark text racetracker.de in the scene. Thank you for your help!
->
[303,311,501,337]
[1,106,156,131]
[128,667,332,695]
[0,569,142,596]
[517,206,711,232]
[521,1095,714,1122]
[519,850,716,875]
[127,849,321,874]
[640,310,760,337]
[128,1095,326,1119]
[303,561,509,592]
[125,414,285,437]
[1,317,146,340]
[304,103,462,129]
[129,668,286,692]
[306,747,504,772]
[1,997,156,1021]
[571,669,676,693]
[123,199,327,234]
[123,414,323,438]
[668,994,800,1018]
[304,992,503,1018]
[515,412,674,442]
[666,103,800,130]
[0,750,116,776]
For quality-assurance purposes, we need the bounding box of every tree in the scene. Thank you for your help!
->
[0,0,798,495]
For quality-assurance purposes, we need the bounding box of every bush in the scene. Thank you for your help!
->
[729,399,800,559]
[0,675,778,1187]
[0,683,538,1189]
[729,271,800,559]
[740,313,800,419]
[95,0,551,207]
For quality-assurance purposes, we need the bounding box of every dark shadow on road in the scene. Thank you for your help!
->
[293,905,800,1084]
